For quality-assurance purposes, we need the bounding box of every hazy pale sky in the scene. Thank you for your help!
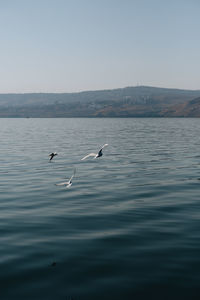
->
[0,0,200,93]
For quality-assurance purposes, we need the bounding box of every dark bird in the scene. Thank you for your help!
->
[49,152,57,161]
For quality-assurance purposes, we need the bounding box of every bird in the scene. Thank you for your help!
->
[81,144,108,160]
[49,152,57,161]
[55,169,76,188]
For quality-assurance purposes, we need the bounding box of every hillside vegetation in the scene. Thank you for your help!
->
[0,86,200,117]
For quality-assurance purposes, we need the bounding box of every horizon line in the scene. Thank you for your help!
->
[0,85,200,94]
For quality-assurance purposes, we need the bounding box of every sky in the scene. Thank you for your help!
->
[0,0,200,93]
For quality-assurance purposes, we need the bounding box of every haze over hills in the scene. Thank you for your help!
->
[0,86,200,117]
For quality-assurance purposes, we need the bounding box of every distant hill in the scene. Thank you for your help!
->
[161,97,200,117]
[0,86,200,117]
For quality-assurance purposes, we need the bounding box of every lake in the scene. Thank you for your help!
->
[1,118,200,300]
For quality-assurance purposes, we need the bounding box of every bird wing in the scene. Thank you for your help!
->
[55,181,69,186]
[81,153,97,160]
[56,169,75,187]
[100,144,108,150]
[49,152,57,156]
[69,168,76,181]
[66,182,72,188]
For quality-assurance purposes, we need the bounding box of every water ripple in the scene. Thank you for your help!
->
[1,118,200,299]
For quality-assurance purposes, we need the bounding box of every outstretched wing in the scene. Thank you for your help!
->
[69,168,76,181]
[55,181,69,186]
[81,153,97,160]
[100,144,108,150]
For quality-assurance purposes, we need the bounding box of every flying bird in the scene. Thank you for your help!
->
[55,169,76,188]
[49,152,57,161]
[81,144,108,160]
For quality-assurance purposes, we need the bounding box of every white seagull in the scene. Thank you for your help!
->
[81,144,108,161]
[49,152,57,161]
[55,169,76,188]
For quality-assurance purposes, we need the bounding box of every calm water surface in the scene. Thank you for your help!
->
[1,118,200,300]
